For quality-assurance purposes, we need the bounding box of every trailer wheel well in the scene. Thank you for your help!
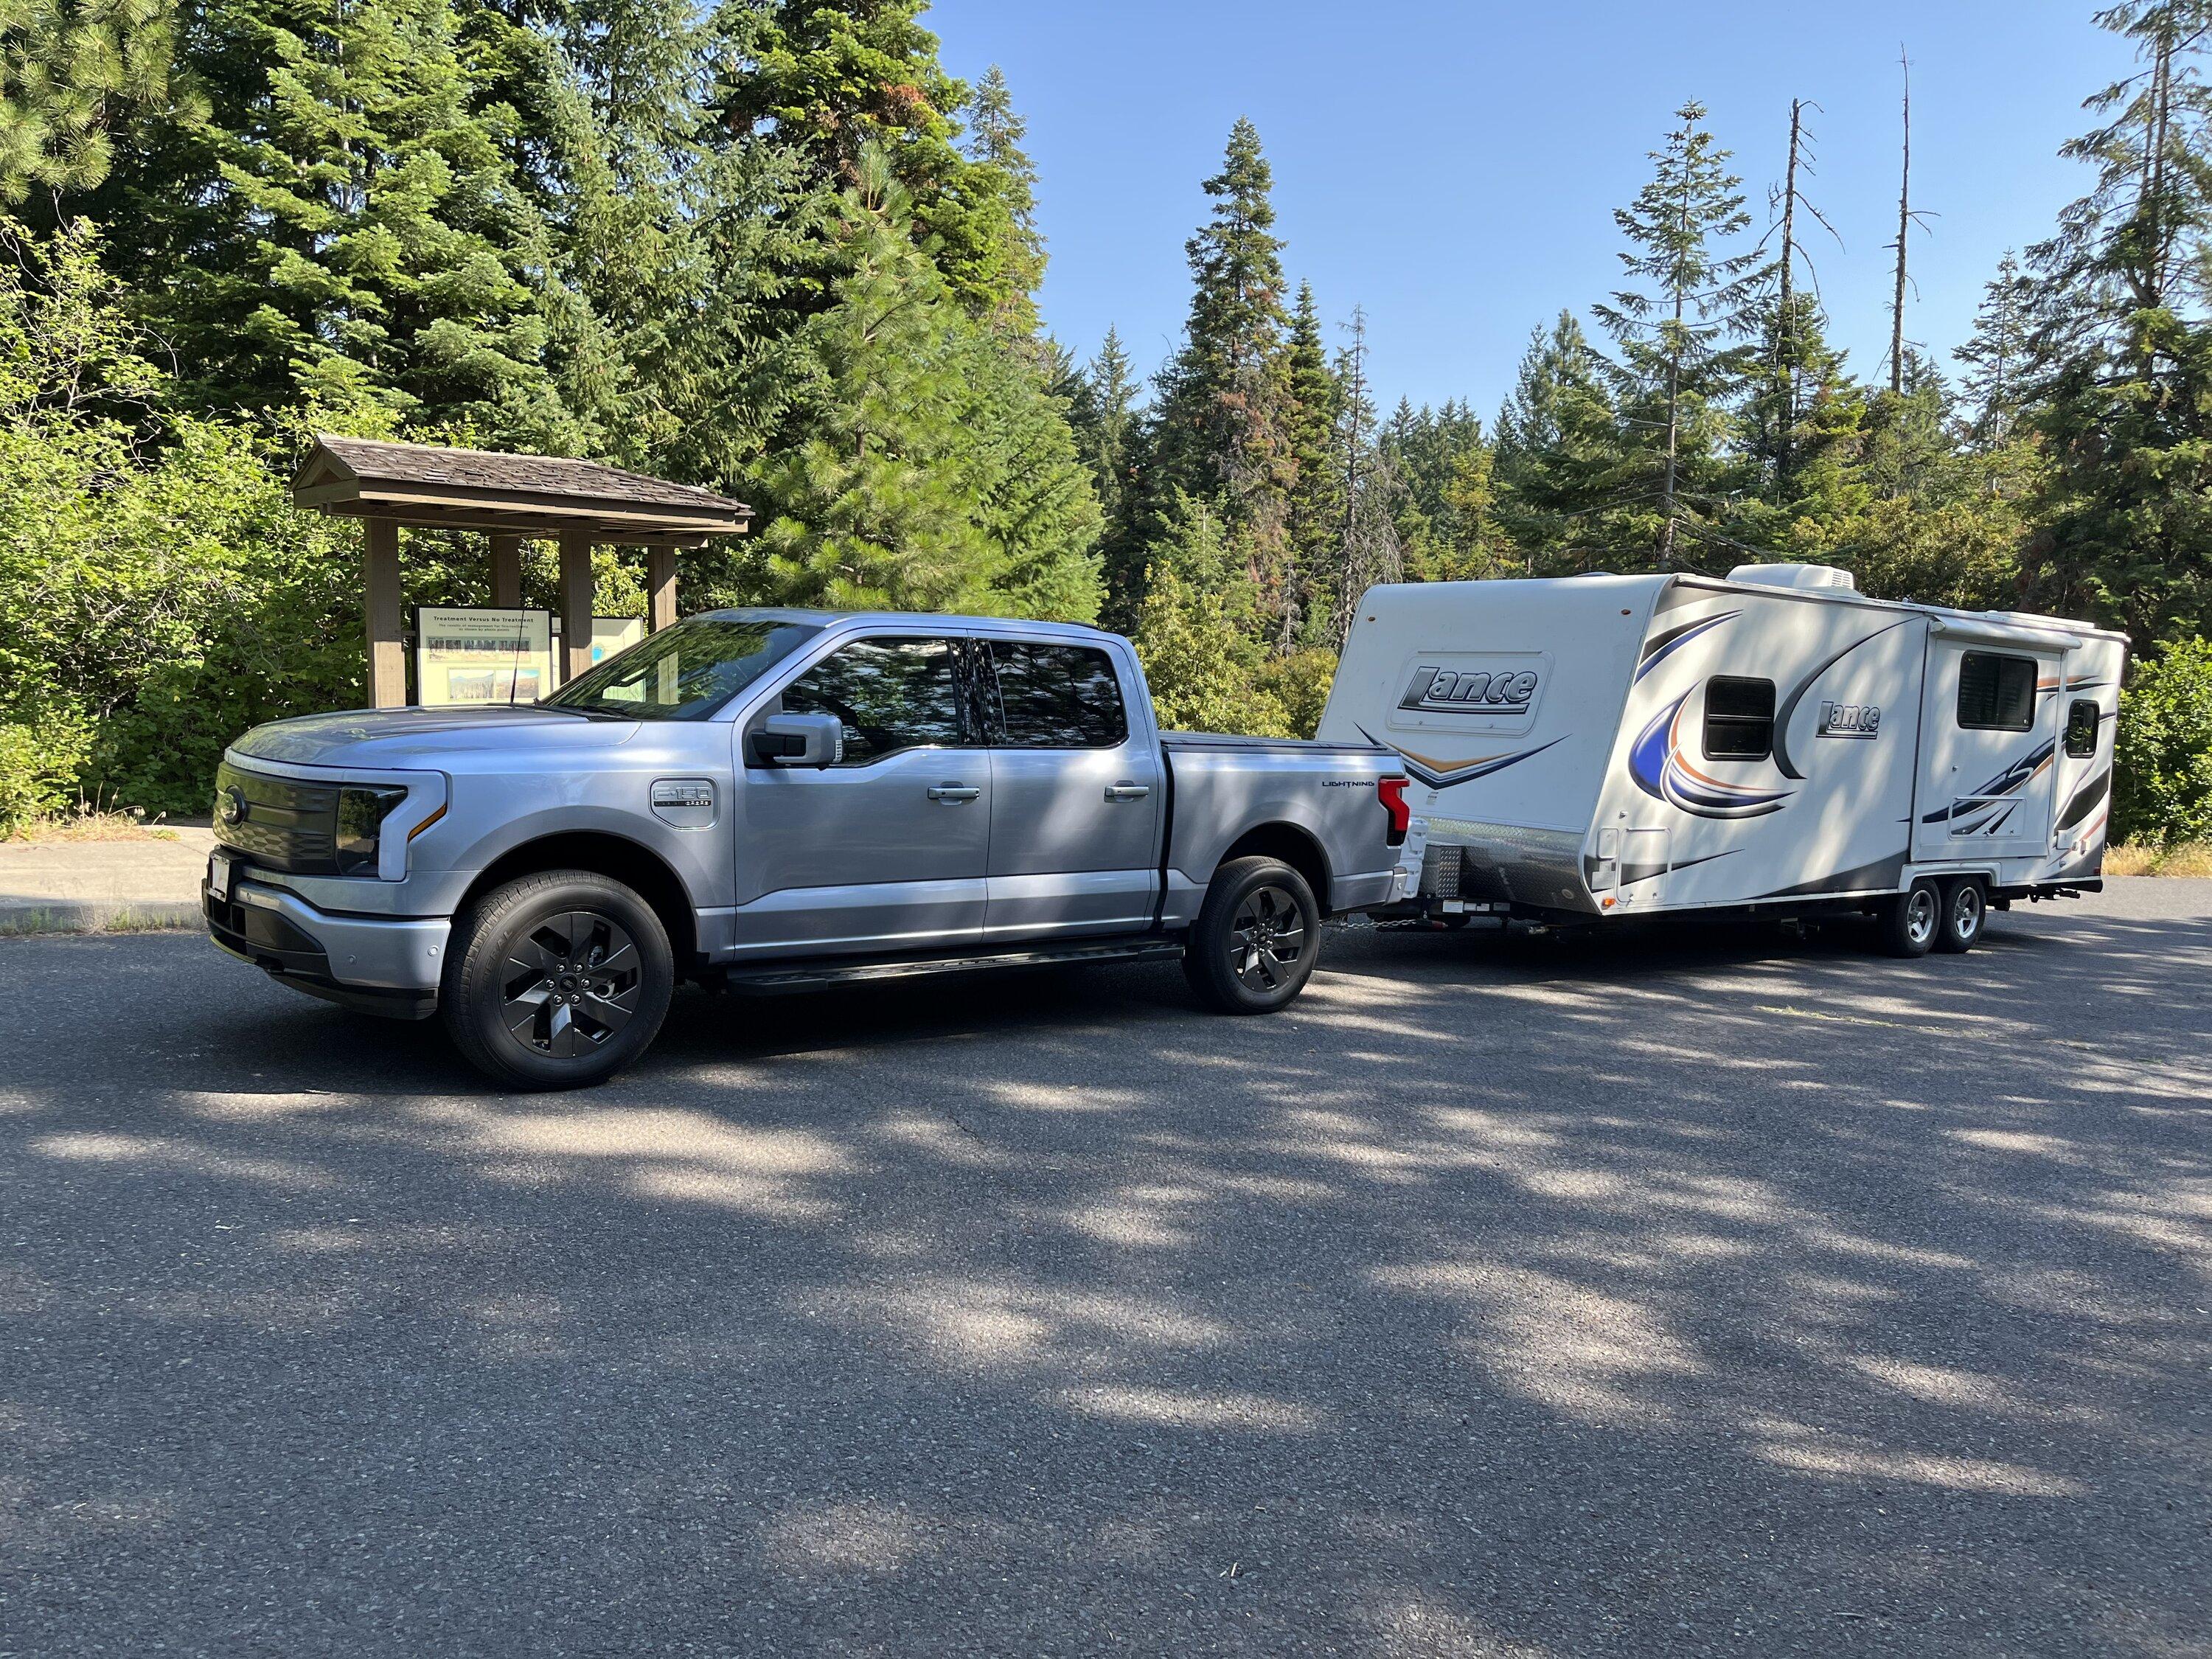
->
[458,832,700,970]
[1219,824,1331,913]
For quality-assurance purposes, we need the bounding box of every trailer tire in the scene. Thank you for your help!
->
[1183,856,1322,1015]
[442,869,674,1090]
[1934,877,1986,954]
[1877,878,1943,959]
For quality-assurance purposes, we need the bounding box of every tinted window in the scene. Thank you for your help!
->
[778,636,967,765]
[2065,698,2101,759]
[543,615,818,721]
[1958,652,2037,731]
[989,643,1128,748]
[1703,676,1774,762]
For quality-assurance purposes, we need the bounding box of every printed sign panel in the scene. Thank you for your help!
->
[414,607,552,706]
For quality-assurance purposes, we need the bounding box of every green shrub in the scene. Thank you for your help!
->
[0,710,92,835]
[2114,637,2212,844]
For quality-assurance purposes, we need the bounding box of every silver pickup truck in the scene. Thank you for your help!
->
[204,611,1416,1087]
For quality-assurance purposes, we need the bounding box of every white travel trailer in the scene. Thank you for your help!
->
[1318,564,2128,955]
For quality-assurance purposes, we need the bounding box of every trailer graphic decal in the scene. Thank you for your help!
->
[1635,611,1740,682]
[1919,739,2057,832]
[1771,619,1912,778]
[1354,726,1568,791]
[2055,767,2111,832]
[1630,694,1795,819]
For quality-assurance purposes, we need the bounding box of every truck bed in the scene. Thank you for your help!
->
[1157,731,1405,925]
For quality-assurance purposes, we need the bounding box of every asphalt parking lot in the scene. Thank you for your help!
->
[3,883,2208,1657]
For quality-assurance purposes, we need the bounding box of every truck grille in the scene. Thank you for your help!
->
[212,762,340,874]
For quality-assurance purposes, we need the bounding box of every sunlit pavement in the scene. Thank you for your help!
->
[4,882,2208,1657]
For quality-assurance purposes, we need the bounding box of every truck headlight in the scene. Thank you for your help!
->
[335,785,409,876]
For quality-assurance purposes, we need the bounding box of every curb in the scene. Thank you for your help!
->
[0,900,202,938]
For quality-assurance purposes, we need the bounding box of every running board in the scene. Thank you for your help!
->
[720,936,1186,994]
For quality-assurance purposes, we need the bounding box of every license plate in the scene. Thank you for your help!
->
[207,851,233,900]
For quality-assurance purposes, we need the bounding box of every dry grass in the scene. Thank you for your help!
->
[2104,840,2212,877]
[4,811,178,845]
[2156,841,2212,877]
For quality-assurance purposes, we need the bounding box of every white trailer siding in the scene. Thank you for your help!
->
[1320,568,2129,922]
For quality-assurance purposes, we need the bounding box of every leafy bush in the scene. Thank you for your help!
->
[0,711,92,835]
[2113,637,2212,844]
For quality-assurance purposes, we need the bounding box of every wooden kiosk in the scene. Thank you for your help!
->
[291,436,753,708]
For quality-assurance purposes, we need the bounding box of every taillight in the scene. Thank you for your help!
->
[1377,775,1411,846]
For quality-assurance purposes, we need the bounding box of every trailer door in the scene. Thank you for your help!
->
[1913,633,2068,863]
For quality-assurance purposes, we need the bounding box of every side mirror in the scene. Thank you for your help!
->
[755,711,843,768]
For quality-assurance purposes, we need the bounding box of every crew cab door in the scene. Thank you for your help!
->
[979,638,1163,941]
[1913,639,2066,862]
[728,633,992,959]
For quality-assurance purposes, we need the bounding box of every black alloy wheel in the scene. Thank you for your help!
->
[443,869,674,1089]
[1184,855,1323,1014]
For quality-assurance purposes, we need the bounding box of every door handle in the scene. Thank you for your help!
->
[927,783,981,803]
[1104,782,1150,802]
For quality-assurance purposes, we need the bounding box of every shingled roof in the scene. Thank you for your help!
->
[293,435,751,546]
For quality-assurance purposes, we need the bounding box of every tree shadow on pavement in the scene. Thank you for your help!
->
[1,902,2206,1656]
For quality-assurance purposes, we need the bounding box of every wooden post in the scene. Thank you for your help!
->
[559,529,595,685]
[647,545,678,633]
[489,533,524,609]
[364,518,406,708]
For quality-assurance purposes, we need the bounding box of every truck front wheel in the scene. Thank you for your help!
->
[1183,856,1322,1015]
[442,869,675,1089]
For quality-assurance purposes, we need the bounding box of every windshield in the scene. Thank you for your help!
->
[542,615,821,721]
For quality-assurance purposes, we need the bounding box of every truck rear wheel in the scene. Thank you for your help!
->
[1876,878,1942,959]
[442,869,674,1089]
[1183,856,1321,1015]
[1935,877,1986,953]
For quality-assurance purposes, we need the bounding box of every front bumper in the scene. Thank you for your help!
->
[206,875,449,1020]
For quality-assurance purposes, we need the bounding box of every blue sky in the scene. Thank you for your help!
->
[927,0,2136,416]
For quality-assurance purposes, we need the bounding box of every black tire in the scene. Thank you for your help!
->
[1934,877,1986,954]
[442,869,674,1089]
[1182,856,1322,1015]
[1877,877,1943,959]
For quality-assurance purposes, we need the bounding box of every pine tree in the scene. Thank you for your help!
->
[961,64,1044,334]
[0,0,187,204]
[752,150,1099,619]
[59,0,586,448]
[1592,100,1765,569]
[713,0,1025,320]
[2026,0,2212,638]
[1145,117,1296,632]
[1740,291,1866,532]
[1328,307,1403,647]
[1130,491,1291,737]
[1067,326,1146,628]
[1388,399,1496,582]
[1956,251,2034,443]
[1282,281,1342,640]
[1492,311,1624,572]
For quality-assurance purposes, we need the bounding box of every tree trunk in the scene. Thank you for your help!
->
[1777,99,1803,493]
[1890,50,1911,397]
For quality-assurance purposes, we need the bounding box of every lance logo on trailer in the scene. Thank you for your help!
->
[1399,664,1542,714]
[1817,700,1882,739]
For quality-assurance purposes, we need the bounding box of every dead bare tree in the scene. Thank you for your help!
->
[1887,47,1937,393]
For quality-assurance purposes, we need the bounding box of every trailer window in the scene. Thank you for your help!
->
[1703,677,1774,761]
[1958,652,2036,731]
[2065,698,2101,759]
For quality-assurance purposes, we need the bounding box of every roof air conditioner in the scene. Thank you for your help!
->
[1725,562,1857,592]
